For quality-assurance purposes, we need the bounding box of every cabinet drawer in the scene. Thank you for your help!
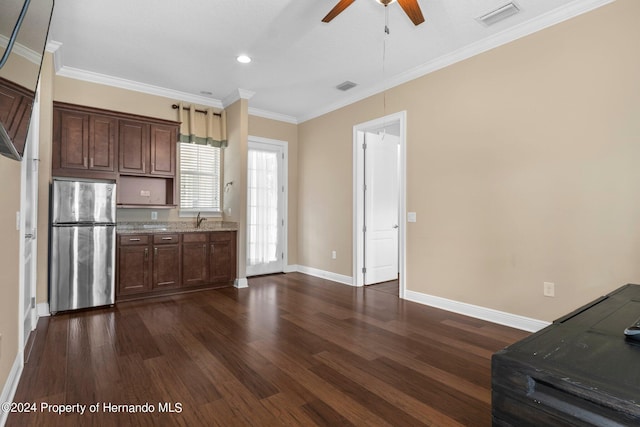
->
[153,234,180,244]
[119,235,150,245]
[183,233,208,243]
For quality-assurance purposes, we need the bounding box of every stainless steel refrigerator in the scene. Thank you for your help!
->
[50,178,116,313]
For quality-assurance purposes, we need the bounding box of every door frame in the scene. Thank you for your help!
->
[246,135,288,276]
[353,111,407,297]
[19,84,40,352]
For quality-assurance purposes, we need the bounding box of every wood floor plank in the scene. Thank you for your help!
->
[7,272,530,426]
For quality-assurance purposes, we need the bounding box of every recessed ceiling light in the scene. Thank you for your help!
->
[237,55,252,64]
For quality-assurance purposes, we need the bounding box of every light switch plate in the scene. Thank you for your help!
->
[407,212,417,223]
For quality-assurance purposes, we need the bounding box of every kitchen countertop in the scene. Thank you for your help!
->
[116,221,238,234]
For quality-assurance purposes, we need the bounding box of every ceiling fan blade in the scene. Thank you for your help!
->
[397,0,425,26]
[322,0,356,23]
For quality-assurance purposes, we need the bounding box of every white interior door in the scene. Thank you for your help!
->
[364,131,399,285]
[246,138,286,276]
[19,88,40,349]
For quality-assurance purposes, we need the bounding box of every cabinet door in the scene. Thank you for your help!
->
[0,82,23,134]
[119,120,149,174]
[209,232,237,284]
[59,110,90,170]
[89,115,117,171]
[182,241,208,286]
[153,244,181,289]
[149,124,176,176]
[118,245,151,295]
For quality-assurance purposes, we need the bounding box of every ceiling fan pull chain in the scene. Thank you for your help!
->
[385,6,390,34]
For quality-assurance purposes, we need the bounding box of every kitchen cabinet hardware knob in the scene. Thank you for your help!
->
[144,248,148,260]
[129,238,141,242]
[161,237,172,240]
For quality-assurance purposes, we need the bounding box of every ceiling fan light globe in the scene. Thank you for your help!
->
[376,0,397,5]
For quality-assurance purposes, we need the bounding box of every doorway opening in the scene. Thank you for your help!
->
[246,136,288,277]
[353,111,407,298]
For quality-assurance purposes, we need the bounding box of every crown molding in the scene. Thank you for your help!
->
[45,40,61,53]
[249,107,298,124]
[297,0,615,123]
[55,64,225,108]
[0,34,42,65]
[222,88,256,108]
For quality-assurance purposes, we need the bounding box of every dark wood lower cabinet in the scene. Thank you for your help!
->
[182,233,209,286]
[209,232,236,283]
[116,230,237,300]
[117,236,151,296]
[492,284,640,426]
[152,244,181,289]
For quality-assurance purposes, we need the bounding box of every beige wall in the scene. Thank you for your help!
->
[298,0,640,322]
[0,155,22,399]
[224,100,249,280]
[248,115,299,266]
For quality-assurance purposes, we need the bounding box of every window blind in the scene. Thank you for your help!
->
[179,142,221,211]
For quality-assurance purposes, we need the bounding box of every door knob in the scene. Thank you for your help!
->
[393,224,399,229]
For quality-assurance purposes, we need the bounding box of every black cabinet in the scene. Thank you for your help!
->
[492,284,640,426]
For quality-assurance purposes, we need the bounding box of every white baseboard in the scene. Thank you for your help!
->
[36,302,50,318]
[283,264,298,273]
[234,278,249,289]
[404,290,550,333]
[0,352,23,427]
[295,265,354,286]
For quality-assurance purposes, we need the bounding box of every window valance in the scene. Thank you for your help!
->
[176,102,227,148]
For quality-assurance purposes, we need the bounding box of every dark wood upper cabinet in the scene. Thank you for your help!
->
[0,77,34,159]
[118,120,149,174]
[89,115,117,172]
[58,110,89,171]
[52,102,179,206]
[149,124,176,176]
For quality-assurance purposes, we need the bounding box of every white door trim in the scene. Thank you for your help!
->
[353,111,407,298]
[247,135,288,276]
[19,84,40,353]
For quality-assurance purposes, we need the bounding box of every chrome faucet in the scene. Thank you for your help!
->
[196,212,207,228]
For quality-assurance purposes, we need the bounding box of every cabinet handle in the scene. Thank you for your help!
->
[210,244,215,253]
[143,160,146,171]
[161,237,172,240]
[144,247,148,260]
[83,157,88,167]
[90,157,94,168]
[129,238,141,242]
[154,247,158,256]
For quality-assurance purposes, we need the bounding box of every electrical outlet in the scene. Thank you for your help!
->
[332,250,337,260]
[544,282,555,297]
[407,212,417,223]
[151,211,158,220]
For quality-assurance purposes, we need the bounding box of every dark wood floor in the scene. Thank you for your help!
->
[7,273,529,426]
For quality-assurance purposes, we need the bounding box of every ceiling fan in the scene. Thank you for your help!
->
[322,0,425,26]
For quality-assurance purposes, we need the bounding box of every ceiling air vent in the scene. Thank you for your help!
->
[477,2,520,27]
[336,81,358,91]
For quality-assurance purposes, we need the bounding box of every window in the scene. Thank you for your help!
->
[179,142,221,214]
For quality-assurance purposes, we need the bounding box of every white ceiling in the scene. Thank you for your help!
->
[46,0,611,123]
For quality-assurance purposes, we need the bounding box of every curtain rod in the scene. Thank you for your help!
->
[172,104,222,117]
